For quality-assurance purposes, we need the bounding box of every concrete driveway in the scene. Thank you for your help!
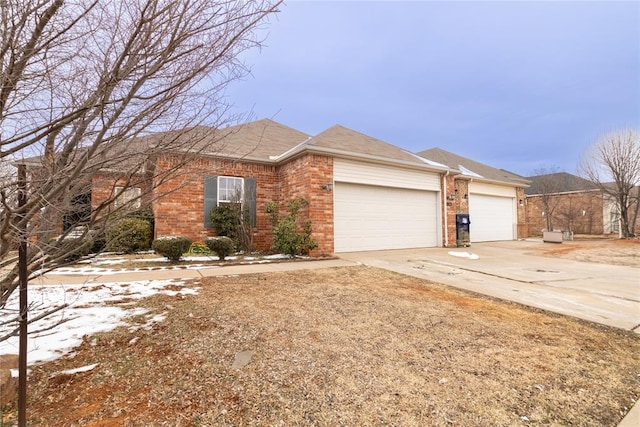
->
[339,240,640,333]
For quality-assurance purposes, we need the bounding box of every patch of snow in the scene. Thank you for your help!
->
[92,259,127,266]
[263,254,292,260]
[458,165,483,178]
[0,279,199,366]
[52,363,99,377]
[405,151,449,168]
[448,251,479,260]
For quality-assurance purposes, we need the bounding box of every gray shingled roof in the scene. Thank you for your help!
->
[183,118,311,161]
[525,172,599,195]
[417,147,529,186]
[300,125,446,168]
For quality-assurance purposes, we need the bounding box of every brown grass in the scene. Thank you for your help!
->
[5,266,640,426]
[533,238,640,267]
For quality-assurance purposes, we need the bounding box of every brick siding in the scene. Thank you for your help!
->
[150,153,334,255]
[525,191,604,236]
[443,174,457,247]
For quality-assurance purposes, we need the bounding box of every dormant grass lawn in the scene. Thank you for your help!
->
[7,266,640,426]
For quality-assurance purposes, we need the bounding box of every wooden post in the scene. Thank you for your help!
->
[17,163,28,427]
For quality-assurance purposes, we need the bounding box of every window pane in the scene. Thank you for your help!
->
[217,176,243,203]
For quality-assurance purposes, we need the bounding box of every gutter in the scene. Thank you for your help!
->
[466,176,531,188]
[286,144,457,174]
[444,171,449,247]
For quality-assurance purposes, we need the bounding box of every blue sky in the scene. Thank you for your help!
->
[224,0,639,176]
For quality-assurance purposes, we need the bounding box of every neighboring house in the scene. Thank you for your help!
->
[417,148,530,244]
[24,119,533,254]
[525,172,637,236]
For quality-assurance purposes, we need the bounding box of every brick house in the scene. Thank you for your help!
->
[417,148,530,244]
[524,172,636,236]
[62,119,533,254]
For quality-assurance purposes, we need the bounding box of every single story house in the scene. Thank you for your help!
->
[36,119,531,254]
[524,172,635,236]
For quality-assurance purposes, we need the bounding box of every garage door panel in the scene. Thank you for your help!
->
[334,183,438,252]
[469,194,514,242]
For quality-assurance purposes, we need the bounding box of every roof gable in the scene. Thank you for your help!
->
[305,125,441,167]
[191,118,311,161]
[417,147,529,187]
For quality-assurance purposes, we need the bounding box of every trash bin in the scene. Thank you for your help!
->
[456,214,470,247]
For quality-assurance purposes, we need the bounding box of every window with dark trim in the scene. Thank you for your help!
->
[204,176,256,228]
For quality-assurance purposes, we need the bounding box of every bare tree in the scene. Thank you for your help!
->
[555,194,582,235]
[0,0,282,306]
[529,166,563,231]
[579,129,640,238]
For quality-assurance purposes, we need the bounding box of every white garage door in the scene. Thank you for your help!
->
[469,194,515,242]
[334,183,438,252]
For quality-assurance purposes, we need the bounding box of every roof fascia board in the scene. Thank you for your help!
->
[300,145,460,175]
[525,188,601,197]
[466,176,530,188]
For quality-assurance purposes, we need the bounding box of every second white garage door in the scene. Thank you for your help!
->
[469,194,515,242]
[334,182,438,252]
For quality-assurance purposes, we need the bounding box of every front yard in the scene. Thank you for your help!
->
[6,266,639,426]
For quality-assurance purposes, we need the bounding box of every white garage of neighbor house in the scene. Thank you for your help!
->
[333,159,441,252]
[468,182,517,242]
[417,148,529,244]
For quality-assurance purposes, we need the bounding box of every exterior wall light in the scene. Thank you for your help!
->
[321,182,334,192]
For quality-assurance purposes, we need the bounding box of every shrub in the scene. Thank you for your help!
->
[204,236,235,260]
[209,202,254,252]
[106,217,152,253]
[55,237,93,263]
[210,203,239,238]
[188,241,211,254]
[88,229,107,254]
[152,236,192,262]
[266,198,318,257]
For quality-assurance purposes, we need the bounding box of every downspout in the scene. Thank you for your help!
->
[443,171,449,247]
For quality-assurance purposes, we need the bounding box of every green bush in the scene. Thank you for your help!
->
[210,203,239,238]
[266,198,317,257]
[106,217,152,253]
[56,237,93,263]
[204,236,235,261]
[209,202,254,252]
[152,236,192,262]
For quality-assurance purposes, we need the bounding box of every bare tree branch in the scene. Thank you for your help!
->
[579,129,640,238]
[0,0,283,308]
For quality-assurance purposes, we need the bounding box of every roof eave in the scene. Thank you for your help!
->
[300,144,457,173]
[465,176,530,188]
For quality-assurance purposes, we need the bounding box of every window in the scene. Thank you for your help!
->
[114,186,141,209]
[204,175,256,228]
[611,211,620,233]
[217,176,244,204]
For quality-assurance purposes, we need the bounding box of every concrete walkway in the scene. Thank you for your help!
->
[31,258,357,286]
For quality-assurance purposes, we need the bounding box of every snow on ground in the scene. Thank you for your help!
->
[44,253,293,276]
[0,279,199,367]
[448,251,480,260]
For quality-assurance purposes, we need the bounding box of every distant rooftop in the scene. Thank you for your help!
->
[525,172,598,195]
